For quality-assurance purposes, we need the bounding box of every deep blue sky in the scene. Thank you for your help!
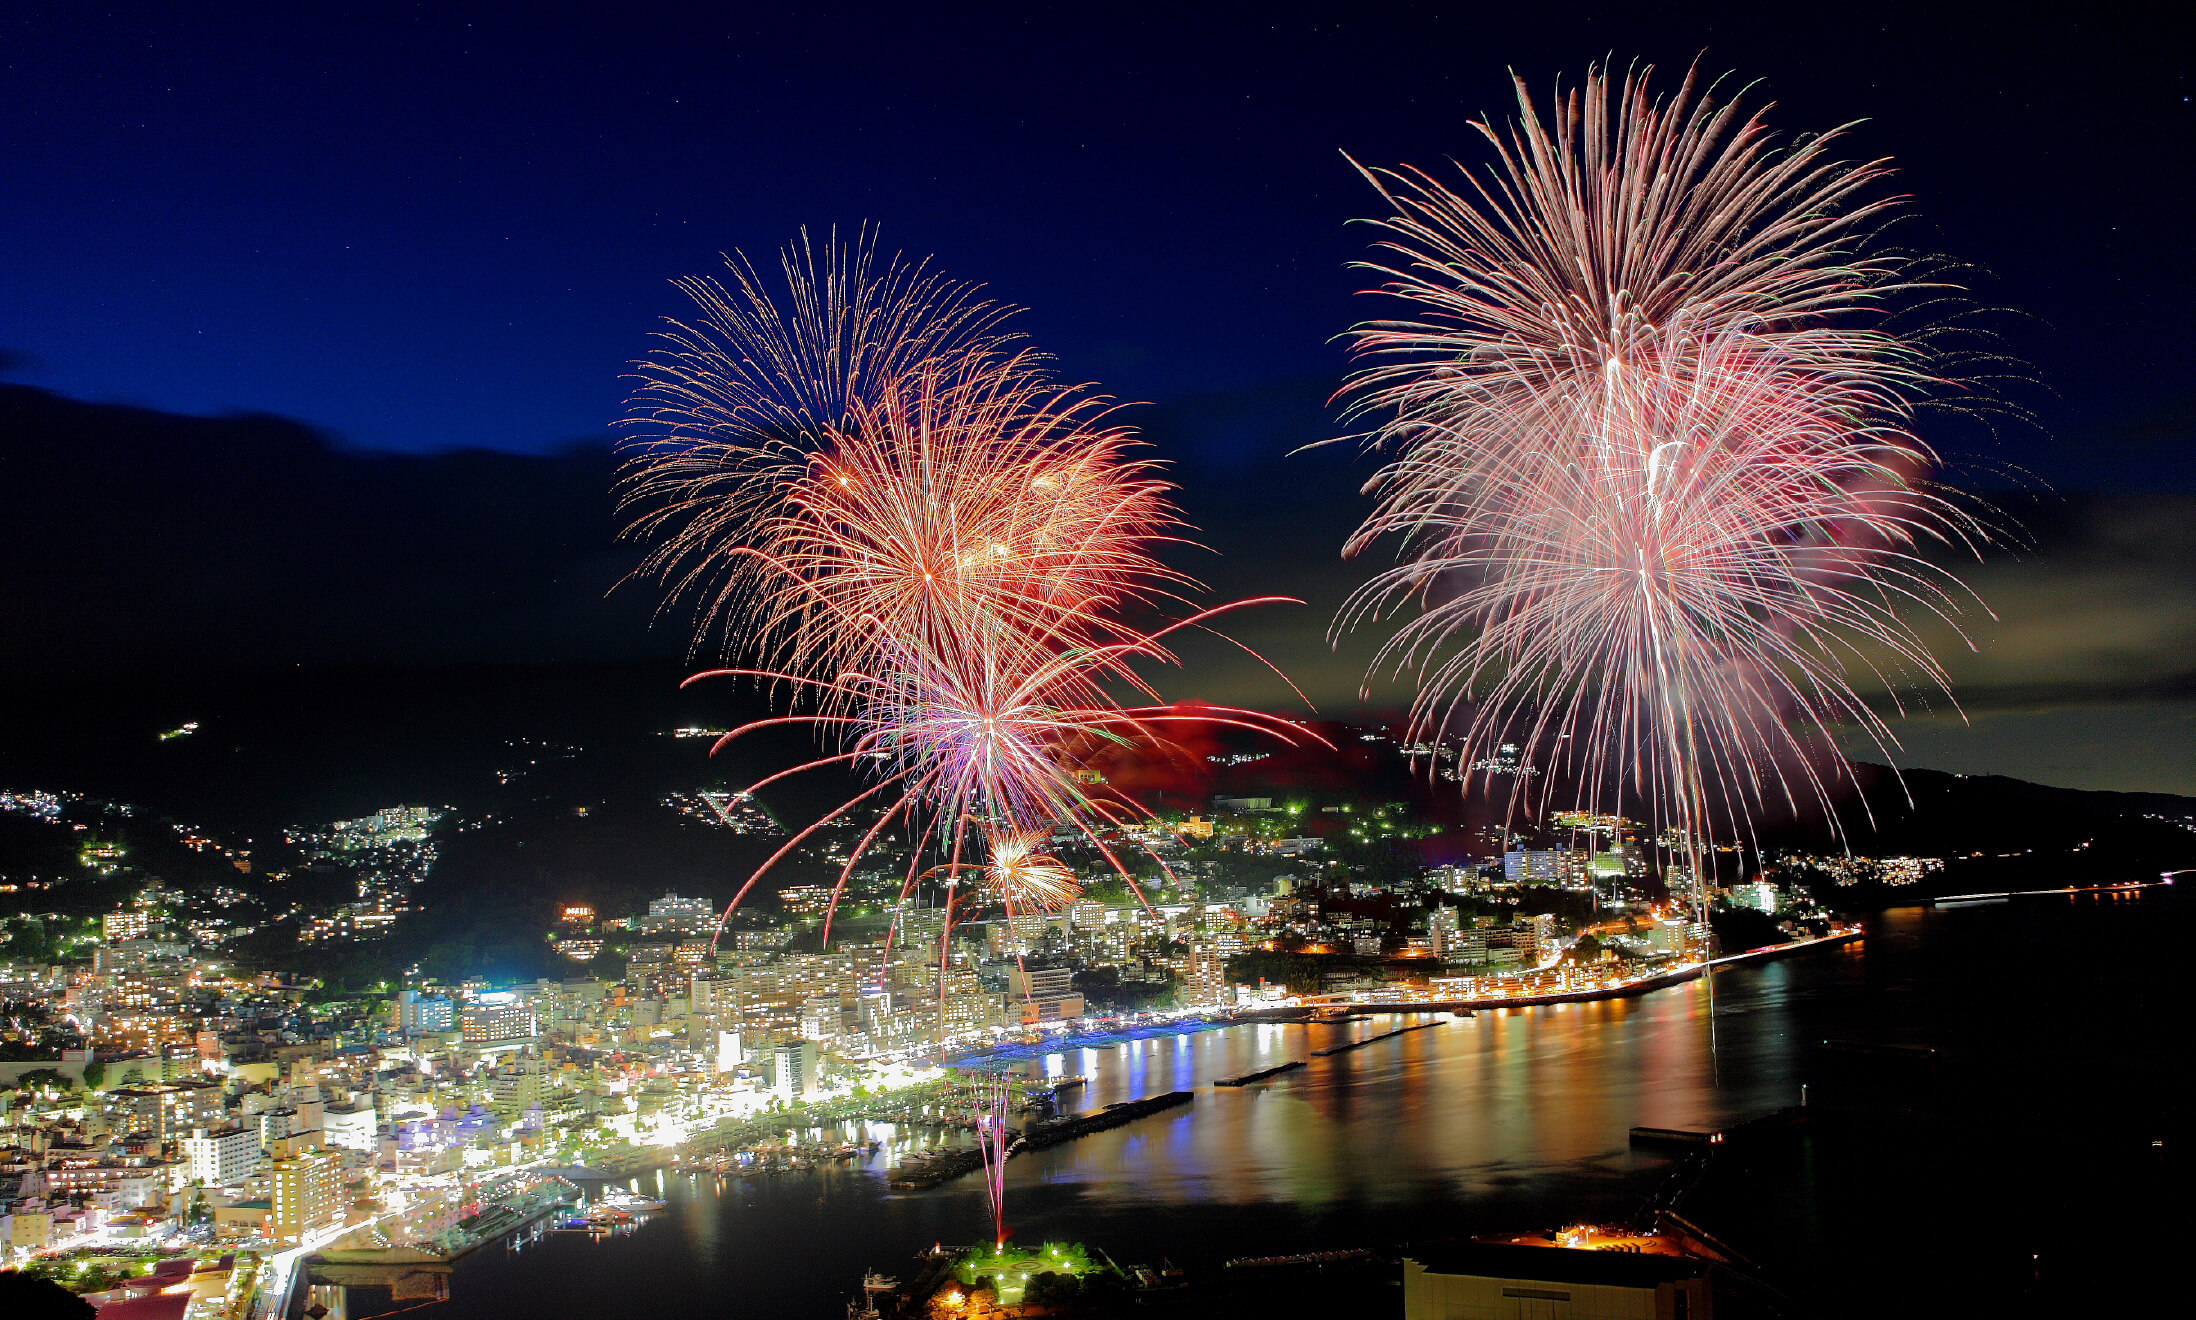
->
[3,3,2187,484]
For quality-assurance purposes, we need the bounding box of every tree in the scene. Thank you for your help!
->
[11,1068,72,1095]
[1709,906,1788,954]
[79,1060,104,1089]
[0,1271,97,1320]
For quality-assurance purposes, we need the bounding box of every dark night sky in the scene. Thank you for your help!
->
[3,3,2192,791]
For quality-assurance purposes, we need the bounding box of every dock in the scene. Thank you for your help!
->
[1213,1060,1306,1087]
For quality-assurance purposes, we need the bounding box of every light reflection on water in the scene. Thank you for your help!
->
[426,890,2173,1320]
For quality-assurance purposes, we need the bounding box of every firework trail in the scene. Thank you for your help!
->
[971,1074,1015,1249]
[1336,64,1991,890]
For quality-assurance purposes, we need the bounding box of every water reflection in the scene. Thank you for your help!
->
[430,890,2175,1319]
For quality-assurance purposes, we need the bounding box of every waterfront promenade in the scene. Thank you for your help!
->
[1343,926,1864,1015]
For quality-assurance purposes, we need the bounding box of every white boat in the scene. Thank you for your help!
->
[599,1191,668,1213]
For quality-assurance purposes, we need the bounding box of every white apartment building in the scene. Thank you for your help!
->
[181,1125,261,1187]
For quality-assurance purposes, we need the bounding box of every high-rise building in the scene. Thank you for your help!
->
[714,1030,744,1074]
[396,991,456,1036]
[1427,906,1461,957]
[1503,849,1588,889]
[459,997,537,1043]
[777,885,836,921]
[690,972,728,1020]
[798,995,852,1042]
[1507,914,1557,965]
[1730,882,1780,914]
[270,1149,341,1244]
[259,1106,299,1148]
[490,1066,543,1114]
[111,1079,225,1139]
[323,1102,378,1153]
[1006,964,1084,1024]
[181,1125,260,1187]
[985,912,1063,957]
[771,1040,821,1101]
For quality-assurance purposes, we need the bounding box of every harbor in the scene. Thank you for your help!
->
[405,896,2174,1319]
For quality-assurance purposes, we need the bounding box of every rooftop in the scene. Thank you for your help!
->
[1404,1242,1710,1289]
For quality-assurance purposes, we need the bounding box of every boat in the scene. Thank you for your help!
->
[599,1190,668,1212]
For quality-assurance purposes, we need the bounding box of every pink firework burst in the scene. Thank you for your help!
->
[1336,63,1994,879]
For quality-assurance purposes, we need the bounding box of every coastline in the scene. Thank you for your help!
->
[1343,927,1864,1015]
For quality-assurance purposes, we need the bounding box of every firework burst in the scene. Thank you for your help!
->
[621,229,1317,955]
[1337,63,1991,874]
[973,829,1082,913]
[618,226,1024,656]
[744,360,1196,690]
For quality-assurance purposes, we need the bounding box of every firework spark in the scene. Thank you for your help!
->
[1337,64,1991,872]
[618,226,1024,658]
[622,229,1317,953]
[973,829,1081,914]
[744,360,1197,690]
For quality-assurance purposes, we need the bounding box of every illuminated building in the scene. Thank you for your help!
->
[554,936,603,961]
[1504,848,1588,888]
[1402,1244,1712,1320]
[798,994,855,1042]
[459,996,537,1043]
[270,1149,341,1244]
[777,885,837,921]
[1729,882,1780,914]
[490,1064,544,1114]
[327,805,439,850]
[396,991,455,1036]
[984,911,1062,956]
[182,1125,261,1187]
[110,1079,225,1139]
[1005,964,1082,1024]
[323,1103,378,1152]
[103,910,150,941]
[770,1039,821,1101]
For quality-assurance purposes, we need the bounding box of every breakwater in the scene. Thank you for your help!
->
[1213,1060,1305,1086]
[1309,1021,1444,1057]
[1023,1090,1195,1149]
[886,1091,1197,1190]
